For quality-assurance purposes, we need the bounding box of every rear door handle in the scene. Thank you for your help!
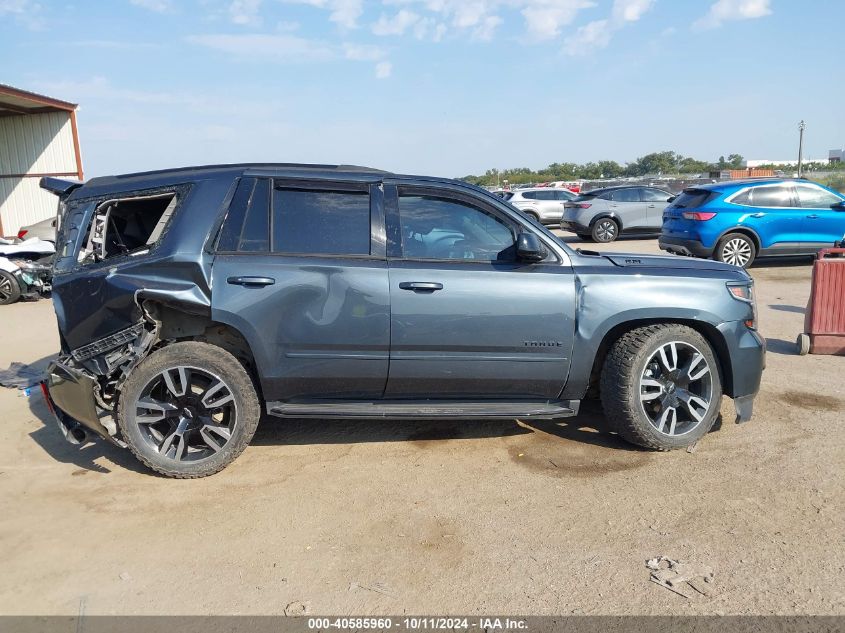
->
[806,214,819,219]
[227,276,275,287]
[399,281,443,292]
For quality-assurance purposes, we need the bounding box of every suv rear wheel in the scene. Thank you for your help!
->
[591,218,619,243]
[716,233,756,268]
[600,324,722,450]
[118,341,260,478]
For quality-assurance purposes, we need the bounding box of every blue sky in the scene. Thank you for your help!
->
[1,0,842,178]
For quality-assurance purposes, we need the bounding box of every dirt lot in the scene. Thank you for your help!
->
[0,236,842,616]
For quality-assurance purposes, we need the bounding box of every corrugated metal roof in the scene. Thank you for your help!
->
[0,84,77,117]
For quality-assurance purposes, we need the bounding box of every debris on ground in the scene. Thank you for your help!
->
[0,361,45,389]
[349,581,394,597]
[284,600,308,616]
[646,556,715,599]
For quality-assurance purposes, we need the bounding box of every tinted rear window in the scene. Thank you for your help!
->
[272,187,371,255]
[748,185,794,208]
[572,192,599,202]
[671,189,717,209]
[218,177,270,252]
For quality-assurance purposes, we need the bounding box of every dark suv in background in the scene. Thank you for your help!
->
[41,165,764,477]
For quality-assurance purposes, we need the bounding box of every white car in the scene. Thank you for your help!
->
[505,187,577,225]
[0,237,55,305]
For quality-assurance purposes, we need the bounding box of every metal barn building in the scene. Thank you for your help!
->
[0,84,83,237]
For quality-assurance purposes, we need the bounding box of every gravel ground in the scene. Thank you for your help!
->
[0,236,842,616]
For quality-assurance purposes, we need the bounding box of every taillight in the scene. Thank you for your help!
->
[565,202,592,209]
[682,212,716,221]
[17,229,28,239]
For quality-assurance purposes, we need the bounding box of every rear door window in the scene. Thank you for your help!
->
[272,185,371,256]
[748,185,794,208]
[610,188,640,203]
[641,188,671,202]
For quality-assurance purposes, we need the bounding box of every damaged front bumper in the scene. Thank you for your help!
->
[42,360,124,446]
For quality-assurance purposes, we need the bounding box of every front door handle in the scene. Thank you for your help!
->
[227,276,275,287]
[750,212,766,218]
[399,281,443,292]
[648,204,656,208]
[806,214,819,219]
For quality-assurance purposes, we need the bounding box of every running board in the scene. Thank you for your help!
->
[266,400,579,420]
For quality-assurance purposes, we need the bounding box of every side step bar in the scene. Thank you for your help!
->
[267,400,580,420]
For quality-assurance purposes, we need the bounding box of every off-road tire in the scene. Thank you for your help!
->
[0,270,21,305]
[117,341,260,478]
[600,324,722,450]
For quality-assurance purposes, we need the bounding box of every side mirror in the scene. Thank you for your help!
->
[831,201,845,212]
[667,195,677,203]
[516,232,548,262]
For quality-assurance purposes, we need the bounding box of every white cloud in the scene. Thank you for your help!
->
[381,0,603,42]
[611,0,654,23]
[0,0,44,29]
[372,9,420,36]
[563,0,654,55]
[563,18,610,55]
[375,61,392,78]
[694,0,772,29]
[187,33,335,62]
[521,0,595,40]
[285,0,363,29]
[0,0,28,12]
[229,0,262,25]
[344,43,386,61]
[129,0,172,12]
[472,14,502,41]
[188,33,392,77]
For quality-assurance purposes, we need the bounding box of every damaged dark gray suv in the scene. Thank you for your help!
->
[40,164,765,478]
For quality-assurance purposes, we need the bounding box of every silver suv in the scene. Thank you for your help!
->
[560,186,673,242]
[505,188,576,225]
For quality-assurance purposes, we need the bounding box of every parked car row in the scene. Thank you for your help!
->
[544,177,845,267]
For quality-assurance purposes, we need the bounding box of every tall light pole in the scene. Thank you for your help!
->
[797,120,806,178]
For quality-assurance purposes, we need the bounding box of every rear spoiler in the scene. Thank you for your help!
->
[40,176,83,198]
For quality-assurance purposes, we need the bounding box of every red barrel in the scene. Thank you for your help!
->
[799,248,845,355]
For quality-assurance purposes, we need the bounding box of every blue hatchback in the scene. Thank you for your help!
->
[659,178,845,267]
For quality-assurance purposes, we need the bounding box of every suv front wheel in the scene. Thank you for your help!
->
[600,324,722,450]
[118,341,260,478]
